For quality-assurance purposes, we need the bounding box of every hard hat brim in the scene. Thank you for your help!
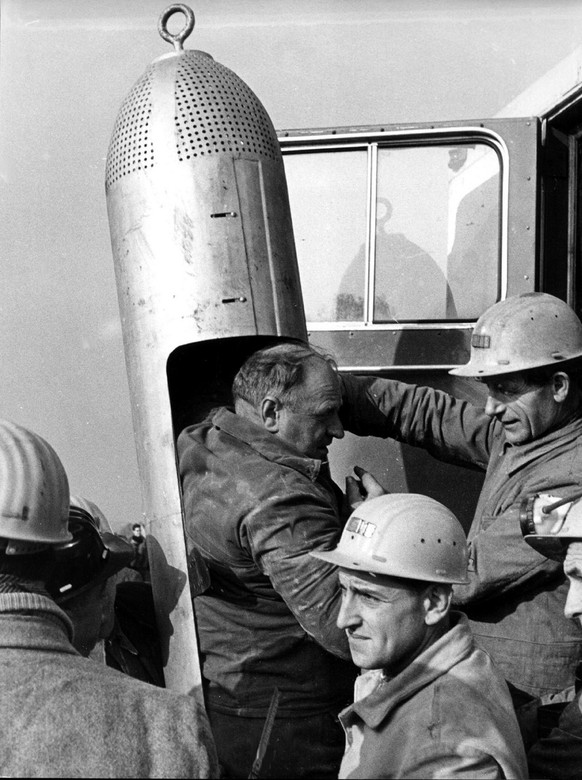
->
[1,525,73,544]
[522,533,573,562]
[311,548,469,585]
[449,350,582,378]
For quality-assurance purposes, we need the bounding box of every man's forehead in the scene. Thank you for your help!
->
[338,567,416,594]
[301,359,341,396]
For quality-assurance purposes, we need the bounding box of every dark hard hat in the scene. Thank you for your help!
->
[47,499,134,602]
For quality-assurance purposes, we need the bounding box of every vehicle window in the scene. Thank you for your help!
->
[283,140,501,324]
[283,150,368,322]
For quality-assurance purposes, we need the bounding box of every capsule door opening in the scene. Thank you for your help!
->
[166,334,305,639]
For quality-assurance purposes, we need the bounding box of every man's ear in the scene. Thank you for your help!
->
[552,371,570,404]
[423,584,452,627]
[261,397,280,432]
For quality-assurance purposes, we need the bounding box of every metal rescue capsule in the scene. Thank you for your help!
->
[104,5,306,699]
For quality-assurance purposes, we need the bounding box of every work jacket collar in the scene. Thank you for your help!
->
[212,407,323,482]
[500,415,582,475]
[0,591,77,650]
[349,612,473,729]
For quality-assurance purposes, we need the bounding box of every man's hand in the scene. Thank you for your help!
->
[346,465,387,511]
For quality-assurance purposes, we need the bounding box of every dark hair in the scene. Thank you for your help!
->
[232,342,337,410]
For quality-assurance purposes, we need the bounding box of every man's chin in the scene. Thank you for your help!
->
[501,422,529,445]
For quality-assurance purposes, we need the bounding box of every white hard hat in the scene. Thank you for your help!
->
[0,420,70,547]
[521,492,582,561]
[450,293,582,378]
[312,493,469,584]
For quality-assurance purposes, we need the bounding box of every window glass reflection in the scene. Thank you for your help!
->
[372,144,500,321]
[284,140,501,324]
[284,150,367,322]
[446,145,501,319]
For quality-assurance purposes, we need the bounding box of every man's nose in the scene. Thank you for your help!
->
[484,395,505,418]
[329,412,344,440]
[564,582,582,624]
[337,592,358,630]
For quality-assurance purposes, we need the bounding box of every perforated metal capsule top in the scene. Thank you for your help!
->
[106,48,280,191]
[174,54,279,162]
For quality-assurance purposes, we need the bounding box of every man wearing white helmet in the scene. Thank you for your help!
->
[0,419,217,778]
[340,292,582,700]
[516,492,582,779]
[312,493,527,779]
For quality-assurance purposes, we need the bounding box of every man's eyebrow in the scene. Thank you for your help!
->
[352,585,378,596]
[347,582,389,599]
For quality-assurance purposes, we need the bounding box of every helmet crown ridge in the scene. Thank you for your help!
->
[450,293,582,377]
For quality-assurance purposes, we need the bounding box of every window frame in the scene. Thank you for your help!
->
[279,118,540,370]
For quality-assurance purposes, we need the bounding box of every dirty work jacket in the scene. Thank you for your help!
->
[0,592,217,778]
[177,407,357,717]
[338,612,528,779]
[341,375,582,696]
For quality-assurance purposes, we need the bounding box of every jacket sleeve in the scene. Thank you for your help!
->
[340,374,493,470]
[242,482,351,661]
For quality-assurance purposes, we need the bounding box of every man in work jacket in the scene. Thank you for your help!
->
[312,493,528,779]
[178,342,379,779]
[517,492,582,779]
[341,292,582,699]
[0,419,217,779]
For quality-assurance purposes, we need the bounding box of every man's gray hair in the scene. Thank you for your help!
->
[232,342,337,410]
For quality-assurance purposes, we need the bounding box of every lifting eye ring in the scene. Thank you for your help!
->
[158,4,195,52]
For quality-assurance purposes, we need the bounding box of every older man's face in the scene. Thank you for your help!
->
[564,542,582,626]
[336,569,433,674]
[275,359,344,460]
[482,372,562,445]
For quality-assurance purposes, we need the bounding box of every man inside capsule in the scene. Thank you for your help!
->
[178,341,383,778]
